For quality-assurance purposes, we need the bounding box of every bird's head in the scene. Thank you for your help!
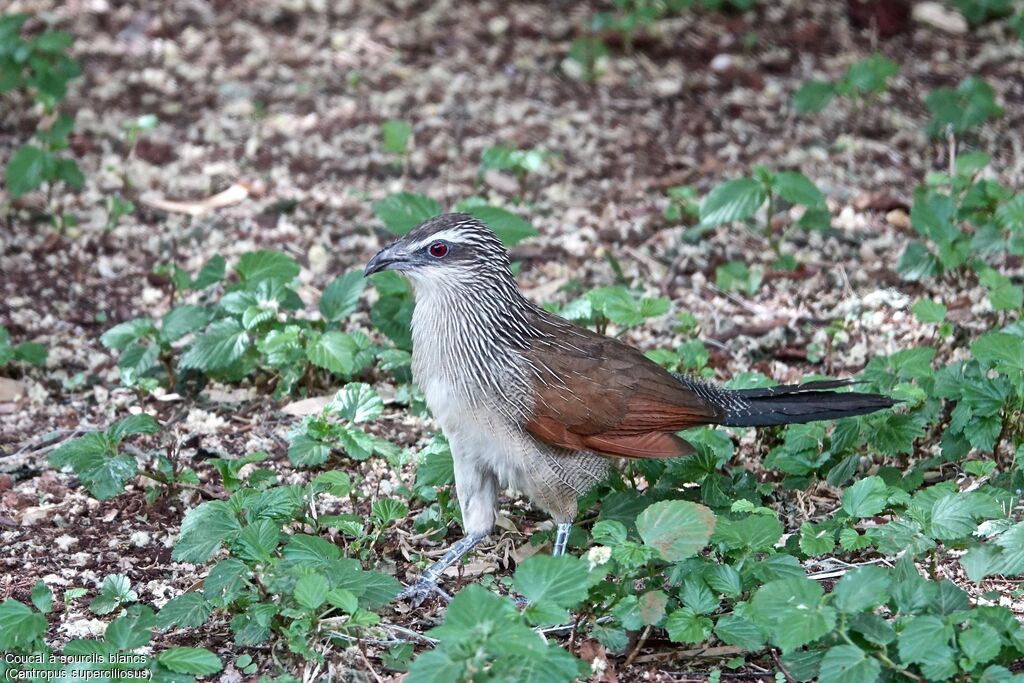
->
[363,213,512,293]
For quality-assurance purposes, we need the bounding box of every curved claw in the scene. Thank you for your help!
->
[397,577,453,607]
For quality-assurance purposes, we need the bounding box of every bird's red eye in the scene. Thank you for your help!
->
[429,242,448,258]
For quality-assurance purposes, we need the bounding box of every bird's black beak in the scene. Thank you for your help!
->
[364,243,406,277]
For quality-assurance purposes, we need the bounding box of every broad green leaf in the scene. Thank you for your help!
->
[817,644,881,683]
[329,382,384,423]
[293,573,330,609]
[306,331,357,375]
[172,500,241,563]
[959,622,1001,664]
[371,498,409,526]
[792,80,835,114]
[155,592,211,630]
[157,647,223,675]
[636,500,716,562]
[513,555,590,609]
[101,319,156,350]
[665,607,713,644]
[231,519,280,563]
[897,615,954,665]
[832,566,891,613]
[282,534,341,564]
[842,53,897,94]
[896,241,940,281]
[711,514,782,552]
[13,342,46,366]
[75,452,138,500]
[380,119,412,154]
[699,177,766,227]
[714,611,765,650]
[161,305,209,342]
[971,332,1024,374]
[0,600,47,649]
[235,250,300,284]
[841,476,888,518]
[911,299,946,324]
[774,171,826,208]
[107,413,160,442]
[30,582,52,614]
[319,271,366,322]
[372,192,441,235]
[799,521,835,556]
[287,432,331,467]
[104,609,155,650]
[179,319,249,371]
[5,144,53,198]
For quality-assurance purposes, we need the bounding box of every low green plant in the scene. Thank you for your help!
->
[380,119,412,156]
[2,13,83,228]
[793,53,899,116]
[478,145,553,200]
[46,413,177,501]
[925,76,1003,140]
[102,252,373,397]
[166,464,401,661]
[0,325,47,369]
[664,185,700,223]
[699,166,830,256]
[548,285,670,336]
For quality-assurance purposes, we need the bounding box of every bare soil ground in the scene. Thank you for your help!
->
[2,1,1023,680]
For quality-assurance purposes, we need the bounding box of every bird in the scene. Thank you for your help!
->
[363,213,896,605]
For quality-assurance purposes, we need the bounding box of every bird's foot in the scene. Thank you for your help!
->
[396,576,452,608]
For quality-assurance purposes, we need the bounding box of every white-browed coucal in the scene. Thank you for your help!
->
[364,213,895,604]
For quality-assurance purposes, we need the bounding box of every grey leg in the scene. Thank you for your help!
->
[552,521,573,556]
[397,533,485,607]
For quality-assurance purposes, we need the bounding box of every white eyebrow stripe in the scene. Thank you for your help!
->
[407,227,472,251]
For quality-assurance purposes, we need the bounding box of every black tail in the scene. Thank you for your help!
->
[677,377,897,428]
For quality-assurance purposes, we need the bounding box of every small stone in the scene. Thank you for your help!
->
[913,2,968,34]
[886,209,911,230]
[710,54,733,72]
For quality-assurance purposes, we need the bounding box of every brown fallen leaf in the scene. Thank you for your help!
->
[140,182,249,216]
[280,395,333,417]
[0,377,26,403]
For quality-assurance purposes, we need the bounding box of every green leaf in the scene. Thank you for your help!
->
[231,519,280,563]
[193,255,226,289]
[380,119,412,154]
[13,341,46,366]
[328,382,384,423]
[288,432,331,467]
[841,476,888,518]
[711,514,783,552]
[715,260,762,296]
[750,577,836,652]
[636,500,716,562]
[792,80,835,114]
[0,600,47,650]
[310,471,351,498]
[5,144,54,198]
[665,607,713,644]
[104,609,155,650]
[799,521,835,556]
[714,611,765,650]
[161,305,209,342]
[31,581,52,614]
[462,205,538,246]
[293,573,330,609]
[282,534,341,565]
[897,615,954,665]
[101,319,155,350]
[54,158,83,187]
[320,271,366,322]
[995,193,1024,231]
[76,453,138,500]
[235,250,300,284]
[107,413,160,442]
[896,241,940,281]
[817,644,882,683]
[372,192,441,235]
[172,500,241,562]
[203,559,247,606]
[841,53,898,94]
[959,622,1001,664]
[180,319,249,371]
[832,566,891,613]
[774,171,826,208]
[699,177,766,227]
[371,497,409,526]
[930,493,980,540]
[306,331,358,375]
[157,647,223,676]
[911,299,946,324]
[971,332,1024,374]
[156,592,212,630]
[513,556,590,610]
